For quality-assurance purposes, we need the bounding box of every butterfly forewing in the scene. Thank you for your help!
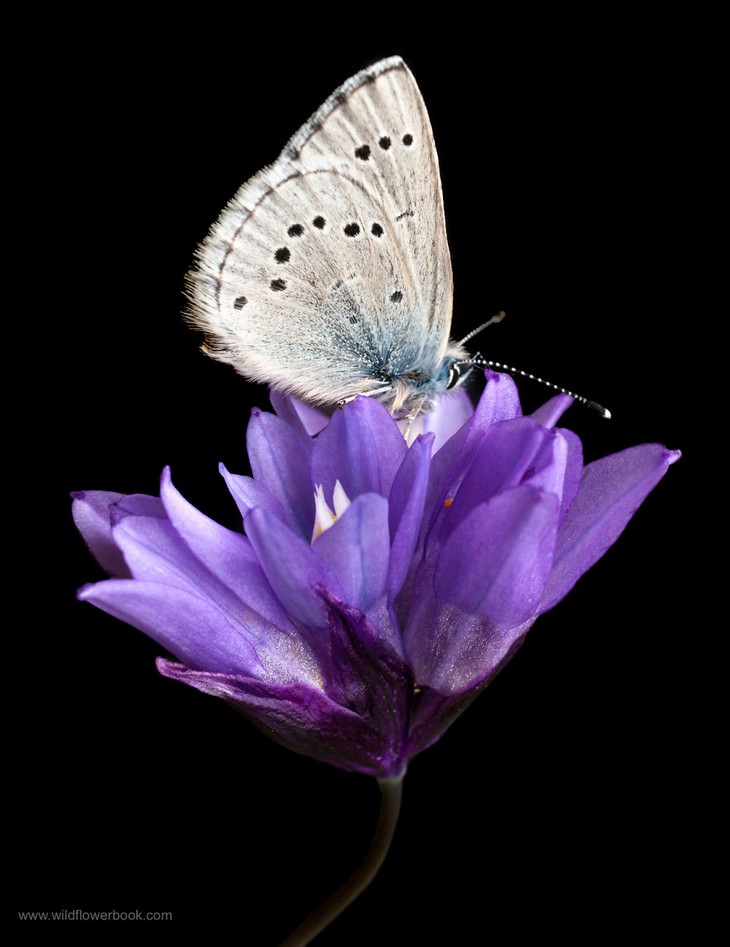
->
[188,56,454,407]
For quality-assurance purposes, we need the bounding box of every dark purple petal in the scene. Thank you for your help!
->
[313,494,390,612]
[361,596,404,656]
[270,390,329,436]
[79,580,260,673]
[71,490,131,577]
[244,507,340,628]
[246,407,314,539]
[387,434,433,597]
[434,485,559,625]
[539,444,681,613]
[530,393,574,428]
[156,658,405,777]
[311,396,407,500]
[317,589,412,743]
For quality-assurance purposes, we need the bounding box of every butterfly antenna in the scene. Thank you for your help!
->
[458,310,507,346]
[458,311,610,418]
[464,354,611,419]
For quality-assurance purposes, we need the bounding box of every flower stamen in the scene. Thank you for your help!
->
[312,481,351,543]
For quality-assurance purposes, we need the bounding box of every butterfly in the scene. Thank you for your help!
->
[186,56,608,420]
[185,55,481,418]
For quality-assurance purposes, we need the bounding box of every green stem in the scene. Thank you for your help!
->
[278,776,404,946]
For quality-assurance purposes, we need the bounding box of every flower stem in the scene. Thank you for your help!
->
[278,776,404,946]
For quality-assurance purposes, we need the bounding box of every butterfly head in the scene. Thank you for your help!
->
[369,341,472,418]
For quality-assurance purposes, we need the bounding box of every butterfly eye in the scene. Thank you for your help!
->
[446,364,462,390]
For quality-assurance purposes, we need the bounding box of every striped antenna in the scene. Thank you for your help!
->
[457,312,611,419]
[458,309,507,345]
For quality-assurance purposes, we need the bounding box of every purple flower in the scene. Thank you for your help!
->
[73,372,678,778]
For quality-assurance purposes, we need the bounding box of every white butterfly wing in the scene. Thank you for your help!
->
[187,56,454,407]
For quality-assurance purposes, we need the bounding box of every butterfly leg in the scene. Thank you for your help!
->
[336,384,394,409]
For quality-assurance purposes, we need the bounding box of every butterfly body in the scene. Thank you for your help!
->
[187,56,467,416]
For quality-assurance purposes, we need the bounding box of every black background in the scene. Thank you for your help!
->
[14,13,708,945]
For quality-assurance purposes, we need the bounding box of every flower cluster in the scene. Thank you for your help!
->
[74,372,678,777]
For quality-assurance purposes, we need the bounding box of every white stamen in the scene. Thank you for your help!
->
[312,484,336,542]
[332,480,351,517]
[311,482,352,543]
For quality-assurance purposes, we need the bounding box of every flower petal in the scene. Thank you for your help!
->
[422,372,524,539]
[425,419,559,561]
[159,468,294,630]
[530,393,574,428]
[219,463,284,522]
[388,433,433,597]
[313,493,390,612]
[419,389,474,451]
[110,502,293,655]
[472,370,523,431]
[449,418,550,519]
[405,605,533,696]
[246,407,314,539]
[522,427,572,503]
[311,396,407,500]
[160,468,252,582]
[71,490,131,577]
[406,634,526,751]
[111,507,223,597]
[244,507,340,628]
[113,494,167,518]
[79,580,259,673]
[434,485,559,626]
[554,428,584,521]
[316,590,411,765]
[539,444,681,613]
[270,390,329,436]
[156,657,405,777]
